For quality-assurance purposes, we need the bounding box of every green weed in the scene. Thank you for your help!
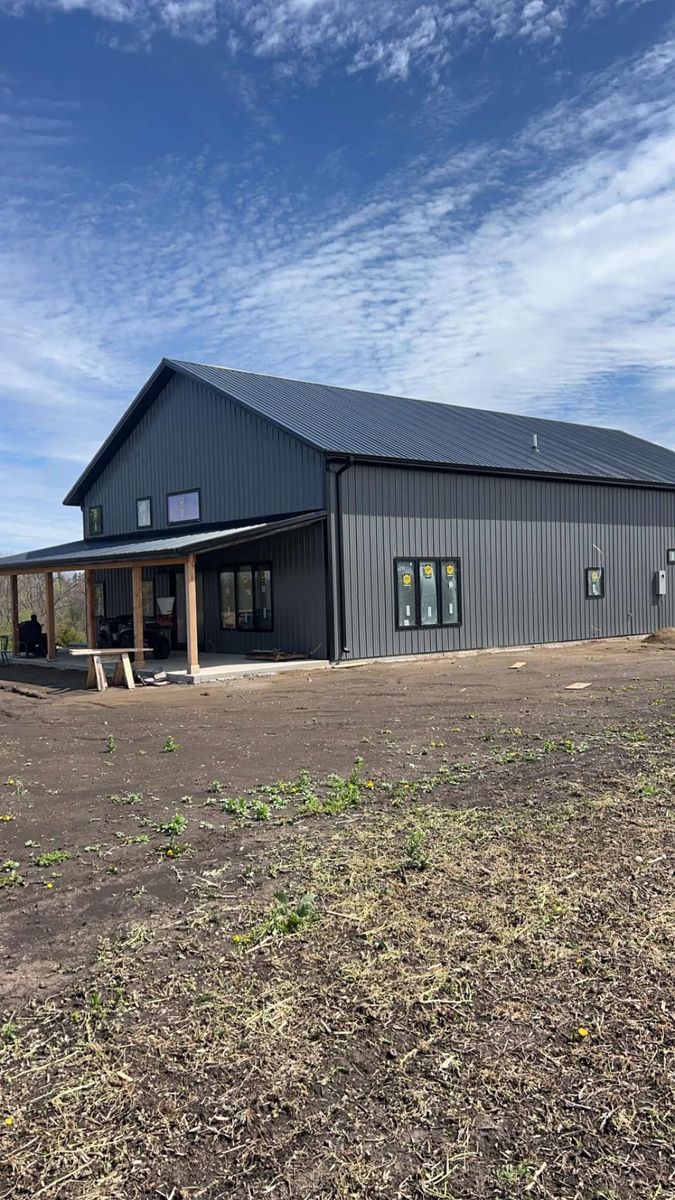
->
[33,851,70,867]
[403,827,429,871]
[155,812,187,837]
[0,861,23,887]
[234,890,317,946]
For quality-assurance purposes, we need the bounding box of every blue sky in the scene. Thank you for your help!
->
[1,0,675,551]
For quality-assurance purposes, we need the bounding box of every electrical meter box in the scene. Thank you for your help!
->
[656,569,667,596]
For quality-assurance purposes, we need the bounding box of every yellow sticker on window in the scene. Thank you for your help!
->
[402,573,412,587]
[423,563,433,577]
[446,564,455,576]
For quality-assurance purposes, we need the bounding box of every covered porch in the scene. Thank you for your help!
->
[0,511,327,684]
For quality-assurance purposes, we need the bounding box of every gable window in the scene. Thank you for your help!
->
[167,489,200,525]
[395,557,462,629]
[137,497,152,529]
[668,549,675,565]
[88,505,103,537]
[586,567,605,598]
[220,564,273,632]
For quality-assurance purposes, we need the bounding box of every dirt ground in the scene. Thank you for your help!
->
[0,639,674,1198]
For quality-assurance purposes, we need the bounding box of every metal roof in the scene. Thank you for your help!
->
[0,512,325,573]
[64,357,675,505]
[171,361,675,486]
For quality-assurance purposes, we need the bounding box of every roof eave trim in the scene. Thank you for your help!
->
[325,453,675,490]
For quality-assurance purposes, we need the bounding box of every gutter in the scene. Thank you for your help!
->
[328,457,353,663]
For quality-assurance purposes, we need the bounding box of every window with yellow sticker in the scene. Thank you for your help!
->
[394,558,461,629]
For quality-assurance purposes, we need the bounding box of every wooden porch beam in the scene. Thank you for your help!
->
[0,556,187,578]
[131,564,145,667]
[184,553,200,677]
[85,569,97,649]
[45,572,57,660]
[10,575,19,657]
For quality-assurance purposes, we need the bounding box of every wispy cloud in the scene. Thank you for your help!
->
[0,0,650,78]
[1,37,675,549]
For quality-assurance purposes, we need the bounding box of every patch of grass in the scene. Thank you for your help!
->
[107,791,143,805]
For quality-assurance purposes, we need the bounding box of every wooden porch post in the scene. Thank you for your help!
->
[184,554,200,677]
[132,564,145,666]
[45,572,57,659]
[85,569,97,648]
[10,575,20,656]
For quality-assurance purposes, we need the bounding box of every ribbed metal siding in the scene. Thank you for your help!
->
[340,465,675,658]
[83,374,325,538]
[199,522,327,657]
[97,523,327,658]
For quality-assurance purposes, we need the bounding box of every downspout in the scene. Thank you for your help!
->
[329,457,353,663]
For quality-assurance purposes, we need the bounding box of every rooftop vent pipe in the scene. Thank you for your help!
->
[532,433,539,452]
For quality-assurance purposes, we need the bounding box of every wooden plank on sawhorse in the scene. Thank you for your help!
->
[87,653,108,692]
[112,653,136,689]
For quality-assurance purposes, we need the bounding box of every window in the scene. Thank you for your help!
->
[137,497,152,529]
[396,559,416,627]
[668,549,675,565]
[419,560,438,625]
[167,489,200,524]
[395,557,462,629]
[220,571,236,629]
[254,566,273,631]
[440,559,461,625]
[88,505,103,536]
[586,567,605,598]
[93,581,105,618]
[220,564,274,632]
[142,580,155,618]
[237,567,254,630]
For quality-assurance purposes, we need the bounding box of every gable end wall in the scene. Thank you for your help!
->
[82,373,326,537]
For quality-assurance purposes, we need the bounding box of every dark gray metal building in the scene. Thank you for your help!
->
[2,357,675,673]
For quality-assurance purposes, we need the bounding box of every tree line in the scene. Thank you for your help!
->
[0,572,87,647]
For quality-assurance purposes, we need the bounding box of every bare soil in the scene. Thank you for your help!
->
[0,639,674,1198]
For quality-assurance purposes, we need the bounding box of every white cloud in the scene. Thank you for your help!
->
[2,38,675,550]
[0,0,650,78]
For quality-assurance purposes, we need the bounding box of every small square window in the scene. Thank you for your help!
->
[586,567,605,598]
[167,490,200,524]
[667,549,675,565]
[88,505,103,536]
[137,498,152,529]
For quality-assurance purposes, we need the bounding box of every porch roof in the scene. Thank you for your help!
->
[0,511,325,575]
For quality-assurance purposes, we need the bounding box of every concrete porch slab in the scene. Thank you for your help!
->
[3,649,328,685]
